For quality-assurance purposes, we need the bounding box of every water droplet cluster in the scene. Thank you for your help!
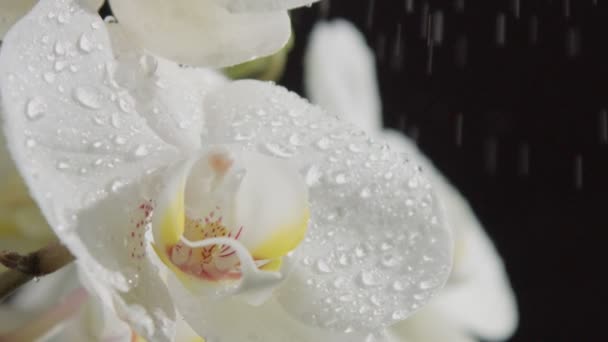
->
[203,82,452,332]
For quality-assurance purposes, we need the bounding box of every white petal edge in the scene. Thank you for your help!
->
[169,275,397,342]
[305,19,382,133]
[108,0,291,67]
[212,0,320,12]
[380,130,518,341]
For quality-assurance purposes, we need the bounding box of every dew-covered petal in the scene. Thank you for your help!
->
[212,0,320,12]
[106,22,227,150]
[169,275,394,342]
[0,1,180,339]
[203,79,452,332]
[425,204,518,341]
[108,0,291,67]
[388,307,476,342]
[305,19,382,133]
[380,131,518,340]
[73,177,177,341]
[0,0,104,39]
[0,0,37,39]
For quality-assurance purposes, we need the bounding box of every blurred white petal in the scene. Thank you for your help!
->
[305,19,382,133]
[109,0,291,67]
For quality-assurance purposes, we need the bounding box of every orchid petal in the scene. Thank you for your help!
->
[202,79,452,332]
[106,22,227,150]
[169,276,394,342]
[380,131,519,341]
[0,1,188,339]
[108,0,291,67]
[305,19,382,133]
[212,0,320,13]
[388,307,476,342]
[425,199,519,340]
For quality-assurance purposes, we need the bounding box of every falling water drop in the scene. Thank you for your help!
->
[496,13,506,46]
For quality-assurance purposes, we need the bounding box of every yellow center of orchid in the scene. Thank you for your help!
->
[152,150,310,288]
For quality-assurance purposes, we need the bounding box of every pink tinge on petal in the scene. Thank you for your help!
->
[165,207,244,282]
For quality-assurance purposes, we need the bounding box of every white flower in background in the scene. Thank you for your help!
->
[0,0,319,67]
[0,1,451,341]
[305,19,518,342]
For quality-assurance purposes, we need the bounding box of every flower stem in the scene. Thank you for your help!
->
[0,242,74,301]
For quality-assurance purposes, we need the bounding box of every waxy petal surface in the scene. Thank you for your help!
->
[202,79,452,332]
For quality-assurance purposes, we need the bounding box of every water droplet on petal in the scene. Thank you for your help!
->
[334,173,347,184]
[392,280,406,292]
[391,309,409,320]
[114,136,127,145]
[110,179,125,193]
[359,270,381,287]
[418,278,439,290]
[73,86,102,109]
[133,145,149,158]
[316,259,332,273]
[53,41,66,55]
[316,137,331,150]
[111,113,122,128]
[78,33,93,53]
[25,138,37,148]
[56,160,70,170]
[43,72,56,83]
[263,142,294,158]
[305,165,322,186]
[54,60,68,72]
[360,187,371,198]
[26,97,47,120]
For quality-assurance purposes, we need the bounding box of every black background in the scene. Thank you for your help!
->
[282,1,608,341]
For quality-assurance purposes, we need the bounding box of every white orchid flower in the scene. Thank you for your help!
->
[305,19,518,342]
[0,0,319,67]
[0,1,452,341]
